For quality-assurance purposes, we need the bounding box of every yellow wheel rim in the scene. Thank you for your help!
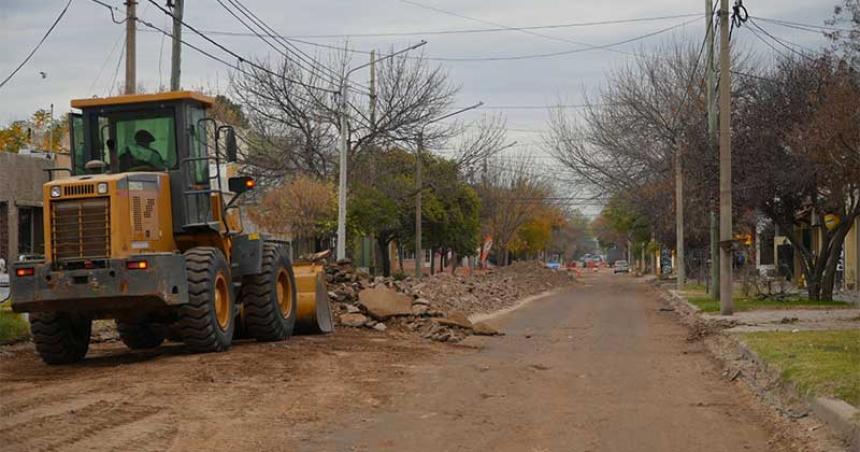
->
[214,273,230,330]
[276,269,293,317]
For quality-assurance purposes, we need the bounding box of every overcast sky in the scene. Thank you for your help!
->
[0,0,834,211]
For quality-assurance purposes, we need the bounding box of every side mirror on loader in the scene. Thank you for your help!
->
[224,127,238,163]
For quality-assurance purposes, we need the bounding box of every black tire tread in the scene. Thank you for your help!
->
[174,247,234,352]
[30,312,91,365]
[238,244,297,342]
[116,321,165,349]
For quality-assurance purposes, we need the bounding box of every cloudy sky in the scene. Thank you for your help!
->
[0,0,834,195]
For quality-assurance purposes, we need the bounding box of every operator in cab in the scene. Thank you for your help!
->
[120,129,166,171]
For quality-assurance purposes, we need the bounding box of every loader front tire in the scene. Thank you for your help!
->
[116,321,166,349]
[176,247,235,352]
[239,243,297,342]
[30,312,91,365]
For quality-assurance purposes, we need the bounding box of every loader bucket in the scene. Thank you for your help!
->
[292,262,334,334]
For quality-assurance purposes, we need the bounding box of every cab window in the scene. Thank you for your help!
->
[115,114,177,172]
[187,107,210,184]
[69,113,86,174]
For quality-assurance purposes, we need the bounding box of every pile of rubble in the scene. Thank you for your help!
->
[325,260,574,343]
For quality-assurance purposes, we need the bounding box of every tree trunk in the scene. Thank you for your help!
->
[820,222,852,300]
[377,237,392,277]
[430,251,436,275]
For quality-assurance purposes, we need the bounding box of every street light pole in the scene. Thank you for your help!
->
[335,41,427,261]
[413,102,484,278]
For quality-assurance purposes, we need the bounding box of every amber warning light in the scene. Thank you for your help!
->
[126,260,149,270]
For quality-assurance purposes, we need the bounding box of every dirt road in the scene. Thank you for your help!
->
[0,272,824,451]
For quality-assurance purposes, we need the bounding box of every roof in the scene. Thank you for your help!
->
[70,91,215,109]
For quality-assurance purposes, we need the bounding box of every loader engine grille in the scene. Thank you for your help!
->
[63,184,95,196]
[51,197,110,261]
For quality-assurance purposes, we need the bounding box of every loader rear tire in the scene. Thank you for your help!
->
[175,247,235,352]
[239,243,297,342]
[116,321,166,349]
[30,312,91,365]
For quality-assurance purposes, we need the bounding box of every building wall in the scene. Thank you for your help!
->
[0,152,58,262]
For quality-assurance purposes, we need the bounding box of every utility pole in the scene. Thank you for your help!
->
[335,41,427,262]
[675,141,685,290]
[369,50,377,130]
[169,0,183,91]
[412,101,484,278]
[368,50,377,273]
[415,131,424,278]
[124,0,137,94]
[718,0,734,314]
[336,81,348,261]
[706,0,720,300]
[49,103,54,153]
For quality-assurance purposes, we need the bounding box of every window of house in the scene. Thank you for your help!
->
[17,206,44,257]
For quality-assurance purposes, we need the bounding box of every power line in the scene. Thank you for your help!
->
[481,104,593,110]
[397,0,696,62]
[755,16,853,33]
[747,18,816,59]
[220,0,369,93]
[0,0,73,91]
[142,0,339,94]
[192,13,702,39]
[415,19,698,62]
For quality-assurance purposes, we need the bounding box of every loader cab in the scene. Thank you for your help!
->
[69,92,237,234]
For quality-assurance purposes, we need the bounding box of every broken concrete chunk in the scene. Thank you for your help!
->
[339,313,368,327]
[358,286,414,321]
[434,311,473,329]
[472,321,502,336]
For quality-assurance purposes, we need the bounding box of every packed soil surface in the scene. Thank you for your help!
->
[0,271,843,451]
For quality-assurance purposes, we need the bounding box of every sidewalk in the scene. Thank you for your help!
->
[660,283,860,450]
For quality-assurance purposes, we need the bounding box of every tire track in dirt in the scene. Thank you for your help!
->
[0,399,169,452]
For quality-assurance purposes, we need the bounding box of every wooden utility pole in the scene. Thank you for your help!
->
[169,0,183,91]
[415,131,424,278]
[706,0,720,300]
[675,141,685,290]
[124,0,137,94]
[718,0,734,314]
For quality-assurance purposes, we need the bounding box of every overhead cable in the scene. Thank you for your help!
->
[0,0,73,91]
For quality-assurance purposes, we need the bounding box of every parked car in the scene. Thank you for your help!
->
[546,261,561,270]
[613,260,630,273]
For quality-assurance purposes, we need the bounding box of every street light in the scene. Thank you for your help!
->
[336,40,427,261]
[415,102,484,278]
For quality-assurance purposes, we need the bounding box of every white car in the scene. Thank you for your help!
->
[613,260,630,273]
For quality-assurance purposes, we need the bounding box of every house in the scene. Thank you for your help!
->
[0,151,68,264]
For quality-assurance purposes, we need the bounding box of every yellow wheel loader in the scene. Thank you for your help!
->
[9,91,332,364]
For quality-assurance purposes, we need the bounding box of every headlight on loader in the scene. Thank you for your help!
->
[97,182,108,194]
[50,186,62,198]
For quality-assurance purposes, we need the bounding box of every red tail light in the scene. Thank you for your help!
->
[15,267,35,277]
[126,260,149,270]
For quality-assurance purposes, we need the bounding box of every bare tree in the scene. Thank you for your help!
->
[476,154,554,265]
[230,47,460,186]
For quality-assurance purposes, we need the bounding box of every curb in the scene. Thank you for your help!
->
[658,284,860,450]
[736,337,860,451]
[468,287,564,324]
